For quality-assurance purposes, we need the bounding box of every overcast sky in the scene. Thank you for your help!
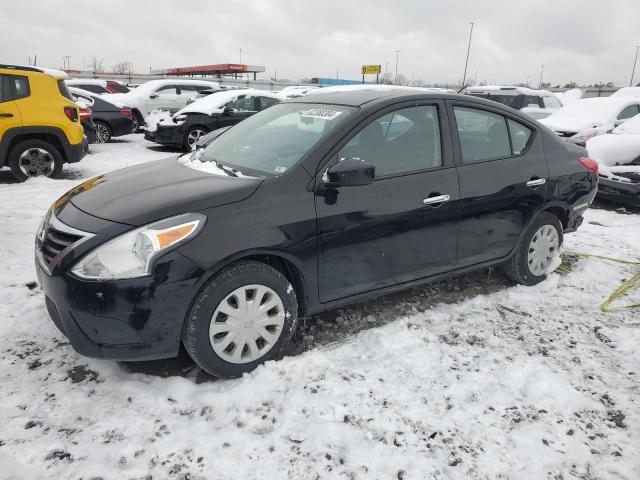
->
[4,0,640,86]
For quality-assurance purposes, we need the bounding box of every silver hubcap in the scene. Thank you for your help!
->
[18,148,54,177]
[209,284,285,364]
[95,124,109,143]
[527,225,559,276]
[187,129,206,150]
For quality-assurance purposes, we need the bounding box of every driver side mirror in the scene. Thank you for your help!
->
[323,158,375,188]
[615,118,626,126]
[223,105,234,115]
[149,92,159,99]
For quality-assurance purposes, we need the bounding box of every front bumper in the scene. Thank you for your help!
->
[597,177,640,207]
[146,124,185,148]
[35,207,209,361]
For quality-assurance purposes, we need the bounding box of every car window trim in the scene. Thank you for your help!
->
[447,100,538,165]
[313,99,453,184]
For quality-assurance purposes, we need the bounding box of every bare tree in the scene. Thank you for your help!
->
[89,56,105,73]
[112,61,133,75]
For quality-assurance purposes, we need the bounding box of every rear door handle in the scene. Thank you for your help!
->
[423,194,450,205]
[0,113,14,118]
[526,178,546,187]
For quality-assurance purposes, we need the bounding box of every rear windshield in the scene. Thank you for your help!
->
[486,94,523,109]
[57,80,73,100]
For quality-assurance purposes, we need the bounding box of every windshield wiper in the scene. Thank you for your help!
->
[215,161,238,177]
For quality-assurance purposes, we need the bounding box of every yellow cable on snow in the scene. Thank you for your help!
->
[562,250,640,313]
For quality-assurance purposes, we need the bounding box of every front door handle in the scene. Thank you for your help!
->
[423,194,450,205]
[526,178,546,187]
[0,112,14,118]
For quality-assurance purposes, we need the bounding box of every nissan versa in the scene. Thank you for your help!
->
[35,88,598,378]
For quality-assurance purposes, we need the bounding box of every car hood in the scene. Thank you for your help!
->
[67,157,263,226]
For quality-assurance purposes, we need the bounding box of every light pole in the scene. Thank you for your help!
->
[394,50,400,85]
[630,45,640,87]
[539,64,544,88]
[239,48,243,65]
[461,22,474,87]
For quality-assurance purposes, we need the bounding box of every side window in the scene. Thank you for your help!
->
[12,75,30,100]
[507,119,532,155]
[180,85,200,93]
[225,95,257,112]
[617,105,640,120]
[522,95,541,108]
[542,96,562,109]
[338,105,442,177]
[155,85,177,96]
[0,75,4,102]
[454,106,511,162]
[259,96,280,110]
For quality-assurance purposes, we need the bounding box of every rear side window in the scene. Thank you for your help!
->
[522,96,541,108]
[618,105,640,120]
[0,75,4,102]
[225,95,257,112]
[454,106,511,162]
[339,105,442,177]
[259,96,280,110]
[542,96,562,109]
[58,80,73,100]
[507,119,532,154]
[11,75,30,100]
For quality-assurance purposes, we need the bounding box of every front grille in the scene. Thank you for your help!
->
[36,213,93,274]
[41,225,83,265]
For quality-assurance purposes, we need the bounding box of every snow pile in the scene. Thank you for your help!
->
[144,109,173,132]
[553,88,583,106]
[175,89,285,116]
[587,134,640,166]
[177,149,251,177]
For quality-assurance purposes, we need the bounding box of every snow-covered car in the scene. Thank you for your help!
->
[66,78,130,94]
[109,79,220,130]
[587,114,640,207]
[540,97,640,144]
[465,86,562,119]
[69,87,135,143]
[610,86,640,99]
[144,89,285,150]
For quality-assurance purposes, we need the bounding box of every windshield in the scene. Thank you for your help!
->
[199,102,356,176]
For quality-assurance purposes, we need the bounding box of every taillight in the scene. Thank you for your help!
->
[119,108,132,117]
[579,157,599,178]
[79,107,92,121]
[64,106,78,122]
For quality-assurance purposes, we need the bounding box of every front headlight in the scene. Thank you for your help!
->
[174,114,188,124]
[71,213,205,280]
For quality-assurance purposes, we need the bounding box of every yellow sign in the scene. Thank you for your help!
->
[361,65,381,75]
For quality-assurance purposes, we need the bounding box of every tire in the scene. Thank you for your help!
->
[184,126,208,151]
[504,212,563,286]
[182,261,299,378]
[94,121,112,143]
[131,110,143,133]
[8,139,64,182]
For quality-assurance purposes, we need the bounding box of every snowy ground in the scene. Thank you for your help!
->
[0,134,639,479]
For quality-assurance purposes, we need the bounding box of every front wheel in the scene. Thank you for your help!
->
[182,261,298,378]
[8,140,64,181]
[504,212,563,285]
[184,127,208,151]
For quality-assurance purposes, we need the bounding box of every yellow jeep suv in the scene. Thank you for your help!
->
[0,64,88,181]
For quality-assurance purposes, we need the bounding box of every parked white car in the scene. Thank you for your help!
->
[540,97,640,143]
[610,87,640,99]
[465,86,562,119]
[109,79,220,130]
[587,113,640,166]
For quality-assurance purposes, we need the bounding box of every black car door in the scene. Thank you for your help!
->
[448,101,549,266]
[315,101,460,303]
[217,95,257,128]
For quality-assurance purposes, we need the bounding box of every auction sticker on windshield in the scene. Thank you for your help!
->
[301,108,343,120]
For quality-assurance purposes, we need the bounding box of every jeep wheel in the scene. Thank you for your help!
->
[8,140,64,182]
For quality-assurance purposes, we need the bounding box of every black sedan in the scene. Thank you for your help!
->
[145,90,284,150]
[36,88,597,378]
[69,87,135,143]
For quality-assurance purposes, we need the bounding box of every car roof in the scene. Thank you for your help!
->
[0,64,67,79]
[290,86,451,107]
[67,78,108,86]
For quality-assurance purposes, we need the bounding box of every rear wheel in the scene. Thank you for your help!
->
[8,140,64,182]
[131,110,143,133]
[182,261,298,378]
[94,121,112,143]
[504,212,563,285]
[184,127,208,151]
